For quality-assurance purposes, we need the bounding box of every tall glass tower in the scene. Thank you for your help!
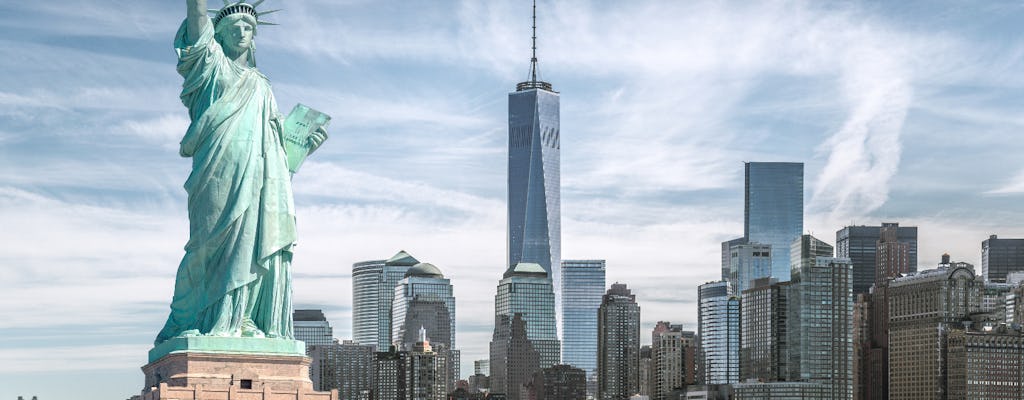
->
[744,162,803,282]
[507,1,560,289]
[698,281,740,385]
[351,250,419,350]
[391,262,456,350]
[560,260,606,387]
[494,263,561,368]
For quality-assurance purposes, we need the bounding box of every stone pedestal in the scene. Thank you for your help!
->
[131,337,338,400]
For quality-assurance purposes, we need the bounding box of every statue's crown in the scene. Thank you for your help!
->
[210,0,279,27]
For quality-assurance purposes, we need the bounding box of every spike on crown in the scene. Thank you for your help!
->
[210,1,278,27]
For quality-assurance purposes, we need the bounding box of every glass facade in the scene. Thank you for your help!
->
[494,263,561,368]
[352,250,419,350]
[560,259,606,382]
[698,281,740,385]
[294,309,334,352]
[836,224,918,295]
[744,162,803,282]
[507,87,561,289]
[727,242,772,294]
[391,263,456,350]
[982,235,1024,283]
[790,235,853,398]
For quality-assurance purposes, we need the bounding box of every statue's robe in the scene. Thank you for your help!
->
[156,17,295,344]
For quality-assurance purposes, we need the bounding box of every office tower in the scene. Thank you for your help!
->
[875,222,912,287]
[739,277,790,382]
[836,223,918,295]
[294,309,333,352]
[888,264,981,399]
[353,250,420,350]
[744,162,803,282]
[390,262,459,394]
[789,235,852,398]
[391,262,456,350]
[597,283,640,400]
[507,1,560,289]
[721,237,747,282]
[525,365,587,400]
[697,281,740,386]
[493,262,560,368]
[309,340,374,397]
[983,235,1024,283]
[638,345,652,397]
[560,259,606,384]
[474,359,489,376]
[947,324,1024,399]
[650,322,694,400]
[490,313,541,399]
[726,242,772,294]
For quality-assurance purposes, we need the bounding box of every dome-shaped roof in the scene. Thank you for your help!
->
[405,262,444,278]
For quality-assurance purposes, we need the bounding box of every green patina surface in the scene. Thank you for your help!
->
[149,336,307,363]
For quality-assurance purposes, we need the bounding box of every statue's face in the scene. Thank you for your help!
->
[218,16,255,55]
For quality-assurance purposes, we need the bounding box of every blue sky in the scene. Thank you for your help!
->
[2,0,1024,398]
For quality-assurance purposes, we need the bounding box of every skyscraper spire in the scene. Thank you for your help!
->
[517,0,553,91]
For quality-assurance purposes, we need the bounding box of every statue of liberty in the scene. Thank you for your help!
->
[155,0,327,345]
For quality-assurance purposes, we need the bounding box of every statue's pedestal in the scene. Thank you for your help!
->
[132,337,338,400]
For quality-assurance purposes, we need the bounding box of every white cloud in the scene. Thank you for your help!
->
[988,170,1024,194]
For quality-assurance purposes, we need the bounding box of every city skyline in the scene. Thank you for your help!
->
[3,1,1024,399]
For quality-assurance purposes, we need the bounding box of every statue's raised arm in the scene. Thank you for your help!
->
[184,0,209,45]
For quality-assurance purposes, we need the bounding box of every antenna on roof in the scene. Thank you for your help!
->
[517,0,553,92]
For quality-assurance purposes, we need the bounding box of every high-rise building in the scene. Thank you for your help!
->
[507,3,560,288]
[560,259,606,383]
[391,262,456,350]
[836,224,918,295]
[493,262,561,369]
[739,277,790,382]
[489,313,541,399]
[947,324,1024,399]
[697,281,740,386]
[294,309,334,352]
[887,264,981,399]
[650,322,695,400]
[789,235,852,398]
[721,237,747,282]
[310,340,374,398]
[372,327,449,400]
[744,162,803,282]
[353,250,420,350]
[875,222,913,288]
[597,283,640,400]
[474,359,489,376]
[726,242,772,294]
[982,235,1024,283]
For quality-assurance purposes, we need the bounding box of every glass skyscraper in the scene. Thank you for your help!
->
[391,262,456,350]
[560,259,606,383]
[744,162,803,282]
[352,250,419,350]
[790,235,852,398]
[698,281,740,385]
[507,64,560,288]
[494,262,561,368]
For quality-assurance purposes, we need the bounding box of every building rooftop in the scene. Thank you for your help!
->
[405,262,444,278]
